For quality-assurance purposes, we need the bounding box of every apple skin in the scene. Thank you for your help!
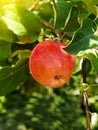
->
[29,40,75,88]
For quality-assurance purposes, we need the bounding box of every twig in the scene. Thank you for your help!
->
[83,91,91,130]
[39,19,57,37]
[29,0,73,41]
[82,58,91,130]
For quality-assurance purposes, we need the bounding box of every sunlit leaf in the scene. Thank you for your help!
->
[0,4,41,43]
[0,0,35,8]
[15,0,35,9]
[0,18,18,42]
[0,0,14,8]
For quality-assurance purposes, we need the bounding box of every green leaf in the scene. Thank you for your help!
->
[76,1,89,22]
[11,49,31,59]
[0,19,18,42]
[53,0,72,29]
[64,7,80,32]
[0,59,29,96]
[18,50,31,59]
[80,49,98,72]
[65,18,98,55]
[36,2,54,21]
[0,40,11,62]
[0,4,41,43]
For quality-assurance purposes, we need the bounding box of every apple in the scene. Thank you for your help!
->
[29,40,75,88]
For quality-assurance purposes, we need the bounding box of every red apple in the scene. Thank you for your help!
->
[29,40,75,88]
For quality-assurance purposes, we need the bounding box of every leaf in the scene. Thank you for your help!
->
[76,1,89,22]
[36,2,54,21]
[0,19,18,42]
[0,4,41,43]
[80,49,98,72]
[53,0,72,29]
[65,18,98,55]
[15,0,35,9]
[0,40,11,62]
[82,0,98,15]
[64,7,80,32]
[0,0,14,8]
[0,0,35,8]
[0,59,29,96]
[11,49,31,59]
[18,50,31,59]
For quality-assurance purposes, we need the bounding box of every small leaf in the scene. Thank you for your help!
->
[11,49,31,59]
[18,50,31,59]
[80,49,98,72]
[65,18,98,55]
[0,4,41,43]
[0,59,29,96]
[53,0,72,29]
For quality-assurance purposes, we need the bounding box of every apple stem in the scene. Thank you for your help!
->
[82,58,91,130]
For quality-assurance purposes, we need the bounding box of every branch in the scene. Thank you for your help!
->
[83,91,91,130]
[40,19,57,37]
[29,0,73,41]
[82,58,91,130]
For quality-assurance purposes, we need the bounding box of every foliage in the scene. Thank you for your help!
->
[0,0,98,129]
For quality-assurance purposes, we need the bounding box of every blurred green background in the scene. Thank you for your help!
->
[0,75,98,130]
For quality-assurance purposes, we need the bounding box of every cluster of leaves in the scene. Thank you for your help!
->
[0,0,98,96]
